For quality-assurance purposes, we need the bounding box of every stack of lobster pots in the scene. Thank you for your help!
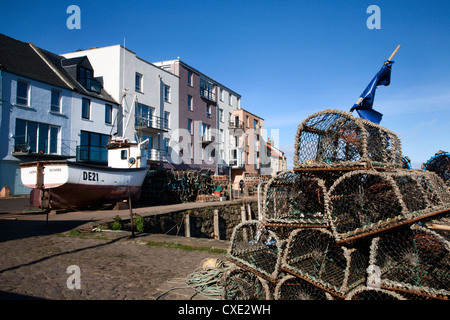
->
[224,109,450,300]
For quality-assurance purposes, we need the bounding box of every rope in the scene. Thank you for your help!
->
[155,258,232,300]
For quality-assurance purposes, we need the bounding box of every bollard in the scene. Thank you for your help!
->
[213,209,220,240]
[185,214,191,238]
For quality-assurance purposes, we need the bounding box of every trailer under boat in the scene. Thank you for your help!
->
[20,160,148,210]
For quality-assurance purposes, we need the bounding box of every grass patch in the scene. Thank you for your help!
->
[146,241,227,254]
[58,229,110,241]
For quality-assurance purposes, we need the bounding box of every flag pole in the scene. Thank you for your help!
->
[351,45,401,112]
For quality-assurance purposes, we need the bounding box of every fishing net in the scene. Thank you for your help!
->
[281,228,370,298]
[294,109,402,170]
[262,170,329,227]
[227,220,285,282]
[345,286,406,300]
[221,266,270,300]
[274,275,334,300]
[370,224,450,300]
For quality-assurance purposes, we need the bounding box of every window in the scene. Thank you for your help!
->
[105,104,113,124]
[219,109,224,122]
[220,129,224,143]
[79,130,109,164]
[200,79,215,101]
[187,71,193,86]
[229,94,232,106]
[16,80,29,106]
[49,127,59,154]
[187,118,193,135]
[78,67,93,90]
[206,105,211,118]
[121,150,128,160]
[51,90,61,113]
[254,119,258,130]
[164,138,170,153]
[135,73,142,92]
[220,88,224,101]
[135,103,153,128]
[164,111,170,129]
[82,98,90,119]
[14,119,59,154]
[164,85,170,102]
[187,95,193,111]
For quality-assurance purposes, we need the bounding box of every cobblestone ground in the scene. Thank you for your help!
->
[0,219,228,300]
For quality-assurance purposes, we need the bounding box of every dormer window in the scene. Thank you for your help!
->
[77,66,101,93]
[78,66,92,88]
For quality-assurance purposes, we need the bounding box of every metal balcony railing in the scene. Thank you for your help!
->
[228,120,244,130]
[135,114,169,132]
[200,87,216,101]
[147,148,168,162]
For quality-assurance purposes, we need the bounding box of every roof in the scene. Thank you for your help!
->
[39,48,117,104]
[265,143,286,159]
[0,33,71,89]
[0,33,118,105]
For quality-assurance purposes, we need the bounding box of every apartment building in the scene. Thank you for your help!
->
[63,46,179,169]
[153,59,241,174]
[0,34,119,195]
[228,108,266,188]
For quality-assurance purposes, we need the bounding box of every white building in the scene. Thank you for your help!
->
[63,46,179,169]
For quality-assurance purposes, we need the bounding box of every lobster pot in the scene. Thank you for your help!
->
[227,220,285,282]
[281,228,369,298]
[222,266,270,300]
[370,224,450,300]
[422,151,450,187]
[345,286,406,300]
[408,170,450,208]
[328,170,450,243]
[274,275,334,300]
[293,109,402,170]
[262,170,329,227]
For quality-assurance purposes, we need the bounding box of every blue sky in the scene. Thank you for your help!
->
[1,0,449,169]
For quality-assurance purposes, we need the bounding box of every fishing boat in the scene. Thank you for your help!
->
[20,91,149,210]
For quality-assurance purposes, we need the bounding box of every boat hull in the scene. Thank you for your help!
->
[20,161,148,209]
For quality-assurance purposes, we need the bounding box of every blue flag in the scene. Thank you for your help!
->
[350,61,394,124]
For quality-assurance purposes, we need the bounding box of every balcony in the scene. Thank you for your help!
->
[200,79,216,102]
[12,136,75,160]
[201,134,215,145]
[135,114,169,134]
[228,120,244,131]
[147,148,168,163]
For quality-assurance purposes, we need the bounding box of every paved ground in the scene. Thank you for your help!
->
[0,196,244,300]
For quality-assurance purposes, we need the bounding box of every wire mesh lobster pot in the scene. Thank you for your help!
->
[422,151,450,187]
[274,274,334,300]
[262,170,330,227]
[281,228,370,298]
[222,266,271,300]
[328,170,450,243]
[227,220,285,282]
[370,224,450,300]
[293,109,402,170]
[345,286,406,300]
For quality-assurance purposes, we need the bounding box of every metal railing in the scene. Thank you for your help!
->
[135,114,169,131]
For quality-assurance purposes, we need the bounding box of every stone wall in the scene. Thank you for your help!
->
[121,201,258,240]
